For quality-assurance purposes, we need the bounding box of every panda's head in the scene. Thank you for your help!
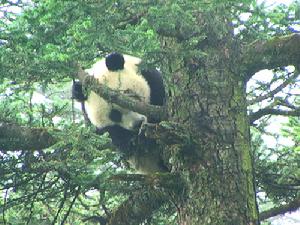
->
[84,52,150,132]
[108,107,146,131]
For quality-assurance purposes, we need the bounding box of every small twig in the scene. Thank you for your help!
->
[60,186,81,225]
[26,174,47,225]
[2,189,8,225]
[51,183,69,225]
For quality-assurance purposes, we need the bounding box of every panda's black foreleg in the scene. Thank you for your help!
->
[96,125,135,154]
[72,81,87,102]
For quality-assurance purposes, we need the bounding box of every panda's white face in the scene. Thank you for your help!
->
[84,54,150,131]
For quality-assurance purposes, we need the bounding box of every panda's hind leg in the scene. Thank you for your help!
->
[72,81,87,102]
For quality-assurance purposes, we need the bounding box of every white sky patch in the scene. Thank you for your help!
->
[290,24,300,32]
[239,12,252,22]
[252,69,274,83]
[31,92,51,104]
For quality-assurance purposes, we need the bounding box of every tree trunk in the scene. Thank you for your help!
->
[163,39,259,224]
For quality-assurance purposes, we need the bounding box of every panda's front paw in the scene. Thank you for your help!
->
[138,119,148,135]
[72,81,87,102]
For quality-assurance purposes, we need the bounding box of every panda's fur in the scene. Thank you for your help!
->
[73,53,166,173]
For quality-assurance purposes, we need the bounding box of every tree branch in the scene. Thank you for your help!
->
[247,72,299,105]
[76,67,168,122]
[142,122,191,145]
[243,34,300,80]
[106,173,183,225]
[249,107,300,124]
[110,173,183,190]
[107,189,169,225]
[260,198,300,221]
[0,122,57,151]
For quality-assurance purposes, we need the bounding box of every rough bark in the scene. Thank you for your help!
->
[159,36,259,224]
[174,73,258,225]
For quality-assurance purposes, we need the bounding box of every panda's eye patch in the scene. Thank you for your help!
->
[109,109,122,123]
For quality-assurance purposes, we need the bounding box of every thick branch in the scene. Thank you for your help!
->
[111,173,183,190]
[249,107,300,124]
[260,198,300,221]
[107,189,168,225]
[107,173,183,224]
[77,67,168,122]
[243,34,300,80]
[0,122,57,151]
[142,122,191,145]
[247,72,299,105]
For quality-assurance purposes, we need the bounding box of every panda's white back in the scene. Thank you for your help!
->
[84,54,151,129]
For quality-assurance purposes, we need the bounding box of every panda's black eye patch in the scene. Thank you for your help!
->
[109,109,122,123]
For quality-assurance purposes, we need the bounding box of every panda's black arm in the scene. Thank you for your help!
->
[141,69,165,123]
[141,69,165,107]
[72,81,87,102]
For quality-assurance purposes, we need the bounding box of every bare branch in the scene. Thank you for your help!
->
[77,67,168,122]
[260,198,300,221]
[249,107,300,124]
[243,34,300,80]
[0,122,57,151]
[247,72,299,105]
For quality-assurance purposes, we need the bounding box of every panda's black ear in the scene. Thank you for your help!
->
[105,52,125,71]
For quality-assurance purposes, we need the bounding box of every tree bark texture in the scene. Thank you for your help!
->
[162,38,259,225]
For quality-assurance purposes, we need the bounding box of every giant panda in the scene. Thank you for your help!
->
[72,52,166,173]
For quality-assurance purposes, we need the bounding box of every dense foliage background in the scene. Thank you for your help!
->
[0,0,299,224]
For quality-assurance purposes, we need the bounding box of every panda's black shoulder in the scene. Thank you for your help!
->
[140,69,165,107]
